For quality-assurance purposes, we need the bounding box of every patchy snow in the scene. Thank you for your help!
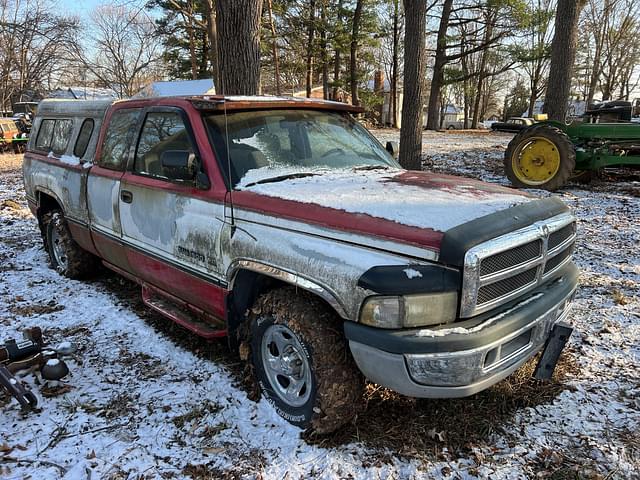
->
[403,268,423,279]
[58,155,80,166]
[1,130,639,479]
[238,166,530,233]
[45,359,60,367]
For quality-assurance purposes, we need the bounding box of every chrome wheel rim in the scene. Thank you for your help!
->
[50,229,68,269]
[261,324,312,407]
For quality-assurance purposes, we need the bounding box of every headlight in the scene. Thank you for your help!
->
[360,292,458,328]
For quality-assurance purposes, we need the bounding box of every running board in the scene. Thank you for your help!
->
[141,284,227,340]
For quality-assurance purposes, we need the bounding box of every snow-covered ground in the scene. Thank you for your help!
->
[1,131,639,479]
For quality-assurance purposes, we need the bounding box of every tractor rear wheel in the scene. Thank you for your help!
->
[504,125,575,191]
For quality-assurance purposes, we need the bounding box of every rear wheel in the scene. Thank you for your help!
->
[243,287,365,433]
[504,125,575,190]
[43,210,98,278]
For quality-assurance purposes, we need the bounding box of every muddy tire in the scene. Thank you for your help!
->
[43,210,98,279]
[504,124,575,191]
[243,287,365,434]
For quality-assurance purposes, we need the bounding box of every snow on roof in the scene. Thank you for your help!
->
[134,79,215,98]
[48,87,118,100]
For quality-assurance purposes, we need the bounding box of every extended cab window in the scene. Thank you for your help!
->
[99,109,141,170]
[134,111,195,180]
[35,119,73,155]
[74,119,94,158]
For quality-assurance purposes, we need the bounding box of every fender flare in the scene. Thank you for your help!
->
[227,259,349,319]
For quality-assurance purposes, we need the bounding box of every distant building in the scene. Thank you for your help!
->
[134,79,215,98]
[48,87,119,100]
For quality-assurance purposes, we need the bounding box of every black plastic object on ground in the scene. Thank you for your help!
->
[534,321,573,380]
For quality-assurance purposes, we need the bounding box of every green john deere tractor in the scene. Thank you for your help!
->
[504,100,640,190]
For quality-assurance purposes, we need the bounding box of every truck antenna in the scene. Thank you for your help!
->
[217,56,235,232]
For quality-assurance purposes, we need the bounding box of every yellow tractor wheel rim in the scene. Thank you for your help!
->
[512,136,561,185]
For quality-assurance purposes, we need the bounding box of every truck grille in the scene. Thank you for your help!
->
[460,213,576,317]
[480,240,542,276]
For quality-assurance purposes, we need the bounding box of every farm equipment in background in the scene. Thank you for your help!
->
[504,100,640,190]
[0,327,72,411]
[0,117,28,153]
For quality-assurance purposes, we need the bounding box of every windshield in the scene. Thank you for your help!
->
[205,109,400,187]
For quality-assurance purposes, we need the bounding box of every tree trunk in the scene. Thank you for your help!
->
[215,0,264,95]
[332,0,344,100]
[320,0,329,99]
[543,0,585,121]
[399,0,428,170]
[185,3,198,80]
[267,0,281,95]
[471,13,494,129]
[350,0,364,106]
[306,0,316,97]
[204,0,219,89]
[425,0,453,130]
[391,0,399,128]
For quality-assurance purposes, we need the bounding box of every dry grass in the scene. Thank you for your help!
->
[308,348,580,458]
[0,153,22,173]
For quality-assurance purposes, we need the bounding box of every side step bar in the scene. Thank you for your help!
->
[141,284,227,340]
[102,261,227,340]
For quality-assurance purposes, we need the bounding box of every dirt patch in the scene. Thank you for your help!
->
[9,301,65,316]
[0,154,23,173]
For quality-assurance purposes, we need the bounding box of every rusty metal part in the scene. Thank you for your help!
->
[0,365,38,410]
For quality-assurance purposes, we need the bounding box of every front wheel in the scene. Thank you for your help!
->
[504,124,576,190]
[244,288,365,434]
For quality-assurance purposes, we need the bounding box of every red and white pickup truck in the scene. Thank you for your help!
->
[22,96,578,433]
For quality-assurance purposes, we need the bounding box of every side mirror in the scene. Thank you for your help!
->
[161,150,196,182]
[386,141,399,158]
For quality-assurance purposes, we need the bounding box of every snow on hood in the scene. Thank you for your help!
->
[237,166,532,232]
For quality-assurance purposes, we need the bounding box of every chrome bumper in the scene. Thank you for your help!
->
[348,286,576,398]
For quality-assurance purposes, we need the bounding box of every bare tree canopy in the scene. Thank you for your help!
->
[70,4,163,99]
[0,0,78,110]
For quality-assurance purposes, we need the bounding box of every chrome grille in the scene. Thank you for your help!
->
[548,223,575,250]
[544,242,575,275]
[480,240,542,276]
[477,267,538,305]
[461,212,576,317]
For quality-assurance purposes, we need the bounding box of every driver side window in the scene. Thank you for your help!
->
[134,111,195,180]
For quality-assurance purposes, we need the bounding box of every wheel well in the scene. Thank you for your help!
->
[225,269,343,351]
[37,191,62,217]
[35,191,62,236]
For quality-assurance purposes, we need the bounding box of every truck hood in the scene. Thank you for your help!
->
[233,168,534,253]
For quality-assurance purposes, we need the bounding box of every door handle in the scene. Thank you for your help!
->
[120,190,133,203]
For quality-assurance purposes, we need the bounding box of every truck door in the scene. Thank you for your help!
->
[118,107,227,318]
[87,108,142,271]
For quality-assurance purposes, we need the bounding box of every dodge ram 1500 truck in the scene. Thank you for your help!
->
[22,96,578,433]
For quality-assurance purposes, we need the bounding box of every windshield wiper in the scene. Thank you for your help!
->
[352,165,391,171]
[243,172,317,188]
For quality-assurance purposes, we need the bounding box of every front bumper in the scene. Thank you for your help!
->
[345,263,578,398]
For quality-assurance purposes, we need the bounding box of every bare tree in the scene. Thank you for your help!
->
[71,4,163,98]
[216,0,264,95]
[0,0,78,110]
